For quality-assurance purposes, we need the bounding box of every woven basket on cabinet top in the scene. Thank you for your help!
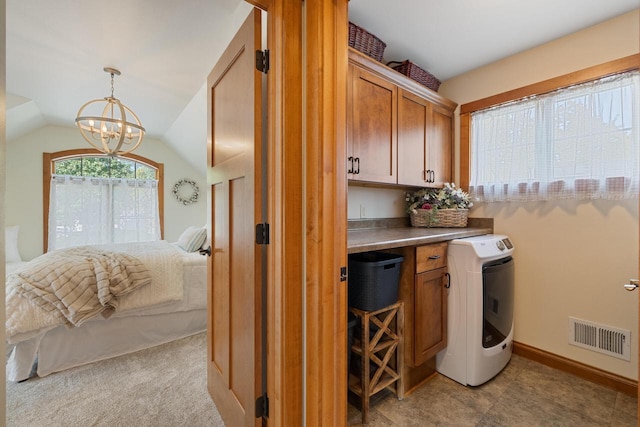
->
[388,60,441,92]
[348,21,387,62]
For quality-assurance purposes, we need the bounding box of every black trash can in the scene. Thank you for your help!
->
[348,251,404,311]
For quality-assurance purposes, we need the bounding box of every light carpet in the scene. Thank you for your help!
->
[6,332,225,427]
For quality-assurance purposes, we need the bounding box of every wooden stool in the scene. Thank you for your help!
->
[349,301,404,425]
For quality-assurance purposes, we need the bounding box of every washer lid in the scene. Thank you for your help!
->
[449,234,514,258]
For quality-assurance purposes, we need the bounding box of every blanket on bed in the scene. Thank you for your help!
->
[7,247,151,328]
[6,240,185,343]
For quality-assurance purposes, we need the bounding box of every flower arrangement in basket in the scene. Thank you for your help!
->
[405,183,473,228]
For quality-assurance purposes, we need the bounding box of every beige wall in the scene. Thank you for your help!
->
[347,10,640,379]
[438,9,640,379]
[6,125,207,261]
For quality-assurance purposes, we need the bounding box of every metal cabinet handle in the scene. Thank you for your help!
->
[430,170,435,183]
[624,279,639,291]
[425,169,432,183]
[428,255,440,260]
[354,157,360,174]
[347,156,354,174]
[445,272,451,289]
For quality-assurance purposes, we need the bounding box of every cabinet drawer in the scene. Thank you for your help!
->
[416,243,447,273]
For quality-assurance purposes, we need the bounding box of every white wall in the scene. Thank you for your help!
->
[440,10,639,380]
[348,9,640,379]
[1,0,7,409]
[6,125,207,261]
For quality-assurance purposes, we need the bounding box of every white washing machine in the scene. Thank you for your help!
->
[436,234,515,386]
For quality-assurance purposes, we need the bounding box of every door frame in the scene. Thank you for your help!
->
[244,0,349,424]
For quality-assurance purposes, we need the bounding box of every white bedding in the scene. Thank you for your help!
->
[5,240,208,382]
[6,240,187,343]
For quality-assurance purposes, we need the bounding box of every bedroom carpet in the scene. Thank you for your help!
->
[6,332,224,427]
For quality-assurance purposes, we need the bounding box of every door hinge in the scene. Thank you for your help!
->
[256,223,270,245]
[255,394,269,418]
[340,266,347,282]
[256,49,269,74]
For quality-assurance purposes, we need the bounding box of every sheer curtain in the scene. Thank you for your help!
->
[470,71,640,202]
[49,175,160,251]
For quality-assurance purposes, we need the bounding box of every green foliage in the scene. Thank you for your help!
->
[55,156,156,180]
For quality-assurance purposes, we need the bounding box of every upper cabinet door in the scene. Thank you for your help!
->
[348,64,397,184]
[429,103,454,187]
[398,89,453,187]
[398,89,429,186]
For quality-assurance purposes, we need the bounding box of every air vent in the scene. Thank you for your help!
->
[568,317,630,361]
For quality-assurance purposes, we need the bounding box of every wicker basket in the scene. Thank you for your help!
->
[388,60,441,92]
[410,208,468,228]
[348,22,387,62]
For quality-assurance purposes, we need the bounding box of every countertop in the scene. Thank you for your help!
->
[347,218,493,254]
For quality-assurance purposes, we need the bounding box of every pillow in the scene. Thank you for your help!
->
[201,224,210,250]
[176,226,207,252]
[5,226,22,263]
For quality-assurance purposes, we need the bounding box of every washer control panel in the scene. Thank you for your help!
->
[496,238,513,251]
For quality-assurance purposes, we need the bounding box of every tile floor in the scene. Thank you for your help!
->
[347,354,637,426]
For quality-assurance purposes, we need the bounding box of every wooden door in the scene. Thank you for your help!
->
[348,64,397,184]
[206,9,263,427]
[398,89,429,187]
[429,103,453,187]
[414,267,448,366]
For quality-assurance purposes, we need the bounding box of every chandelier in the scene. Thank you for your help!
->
[75,67,145,156]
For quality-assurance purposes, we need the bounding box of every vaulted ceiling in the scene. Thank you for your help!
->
[6,0,638,173]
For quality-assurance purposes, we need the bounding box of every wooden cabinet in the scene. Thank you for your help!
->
[398,90,453,187]
[410,242,448,367]
[348,64,397,183]
[394,241,448,394]
[347,48,456,186]
[414,267,448,366]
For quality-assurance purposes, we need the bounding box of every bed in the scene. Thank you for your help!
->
[5,230,208,382]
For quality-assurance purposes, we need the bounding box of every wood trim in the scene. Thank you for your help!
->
[304,0,349,424]
[513,341,637,397]
[266,0,348,424]
[42,152,52,254]
[245,0,269,9]
[461,54,640,114]
[42,148,164,253]
[459,113,470,192]
[267,0,304,425]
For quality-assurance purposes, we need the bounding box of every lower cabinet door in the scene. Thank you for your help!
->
[414,267,448,366]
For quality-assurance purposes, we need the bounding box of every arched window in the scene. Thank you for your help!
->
[43,149,164,252]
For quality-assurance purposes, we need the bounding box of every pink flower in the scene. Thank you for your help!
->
[421,203,432,210]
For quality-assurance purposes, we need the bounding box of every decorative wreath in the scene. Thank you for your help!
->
[173,179,199,205]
